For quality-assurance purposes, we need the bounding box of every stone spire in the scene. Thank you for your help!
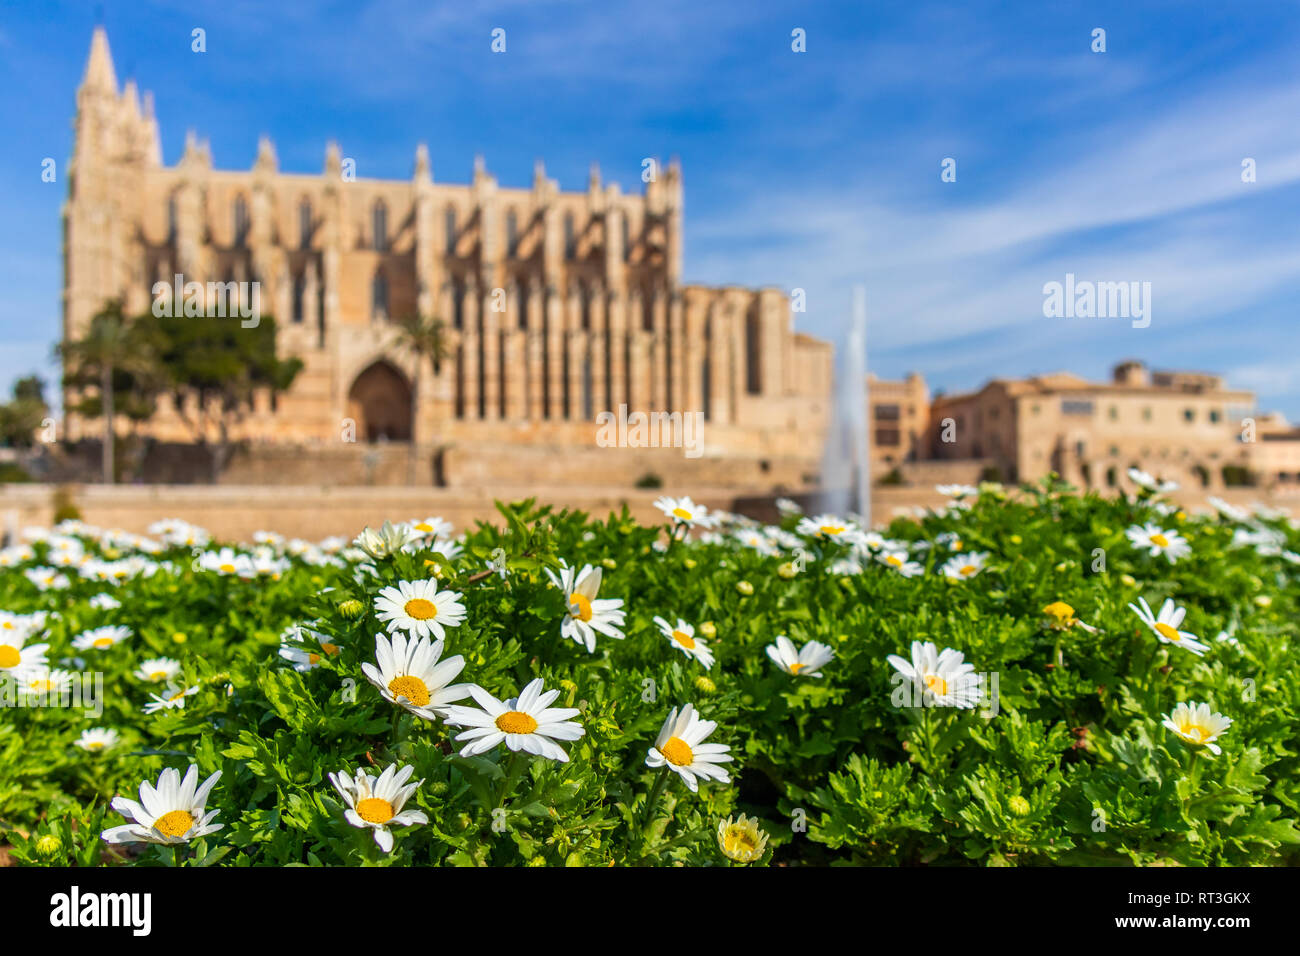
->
[324,141,342,179]
[255,135,278,174]
[414,143,431,184]
[81,26,118,95]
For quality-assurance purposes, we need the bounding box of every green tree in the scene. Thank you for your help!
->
[0,375,50,449]
[152,311,303,482]
[391,313,450,484]
[56,300,160,483]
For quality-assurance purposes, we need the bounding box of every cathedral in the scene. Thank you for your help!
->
[62,28,833,489]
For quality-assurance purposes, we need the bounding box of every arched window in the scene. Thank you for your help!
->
[621,216,631,262]
[371,271,389,322]
[580,282,591,331]
[372,200,388,252]
[642,286,654,332]
[517,279,530,330]
[452,278,465,329]
[564,212,576,259]
[292,272,305,324]
[233,196,249,245]
[167,196,178,241]
[445,205,457,253]
[298,198,312,249]
[745,309,762,394]
[506,209,518,257]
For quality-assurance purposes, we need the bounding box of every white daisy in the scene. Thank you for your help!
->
[408,516,453,539]
[936,484,979,499]
[1125,523,1191,563]
[766,634,834,677]
[0,630,49,677]
[278,623,343,672]
[445,677,585,763]
[329,762,428,852]
[101,766,223,845]
[143,684,199,714]
[653,617,715,669]
[654,496,717,529]
[134,657,182,684]
[878,550,924,577]
[199,547,255,577]
[646,703,733,793]
[18,668,74,699]
[887,640,983,709]
[72,625,132,652]
[1128,597,1210,656]
[717,814,770,863]
[360,632,471,721]
[76,728,121,753]
[544,561,626,653]
[1127,468,1179,495]
[1162,701,1232,756]
[353,520,420,560]
[373,579,466,641]
[940,551,989,580]
[24,567,70,590]
[88,593,122,610]
[796,513,861,543]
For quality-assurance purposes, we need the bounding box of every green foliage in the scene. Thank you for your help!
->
[0,480,1297,866]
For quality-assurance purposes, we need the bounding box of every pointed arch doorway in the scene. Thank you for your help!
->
[347,361,412,442]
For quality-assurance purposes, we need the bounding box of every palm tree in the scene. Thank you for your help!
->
[392,314,450,484]
[56,300,158,484]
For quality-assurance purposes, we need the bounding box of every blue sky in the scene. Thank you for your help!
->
[1,0,1297,416]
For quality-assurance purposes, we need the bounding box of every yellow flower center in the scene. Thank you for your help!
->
[672,507,693,521]
[355,797,394,825]
[723,827,759,856]
[307,653,322,666]
[924,674,949,696]
[414,523,433,532]
[1155,622,1182,642]
[496,710,539,734]
[789,661,804,674]
[672,630,696,649]
[93,637,114,648]
[820,525,844,536]
[219,563,236,573]
[319,642,340,656]
[660,736,694,766]
[1151,534,1169,547]
[388,675,431,707]
[85,741,105,751]
[153,810,194,838]
[959,565,977,576]
[569,593,593,622]
[168,689,189,702]
[1040,600,1071,624]
[403,598,438,621]
[0,646,20,668]
[28,679,56,693]
[886,555,903,568]
[149,670,168,681]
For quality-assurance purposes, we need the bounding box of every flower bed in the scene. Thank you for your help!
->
[1,478,1297,866]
